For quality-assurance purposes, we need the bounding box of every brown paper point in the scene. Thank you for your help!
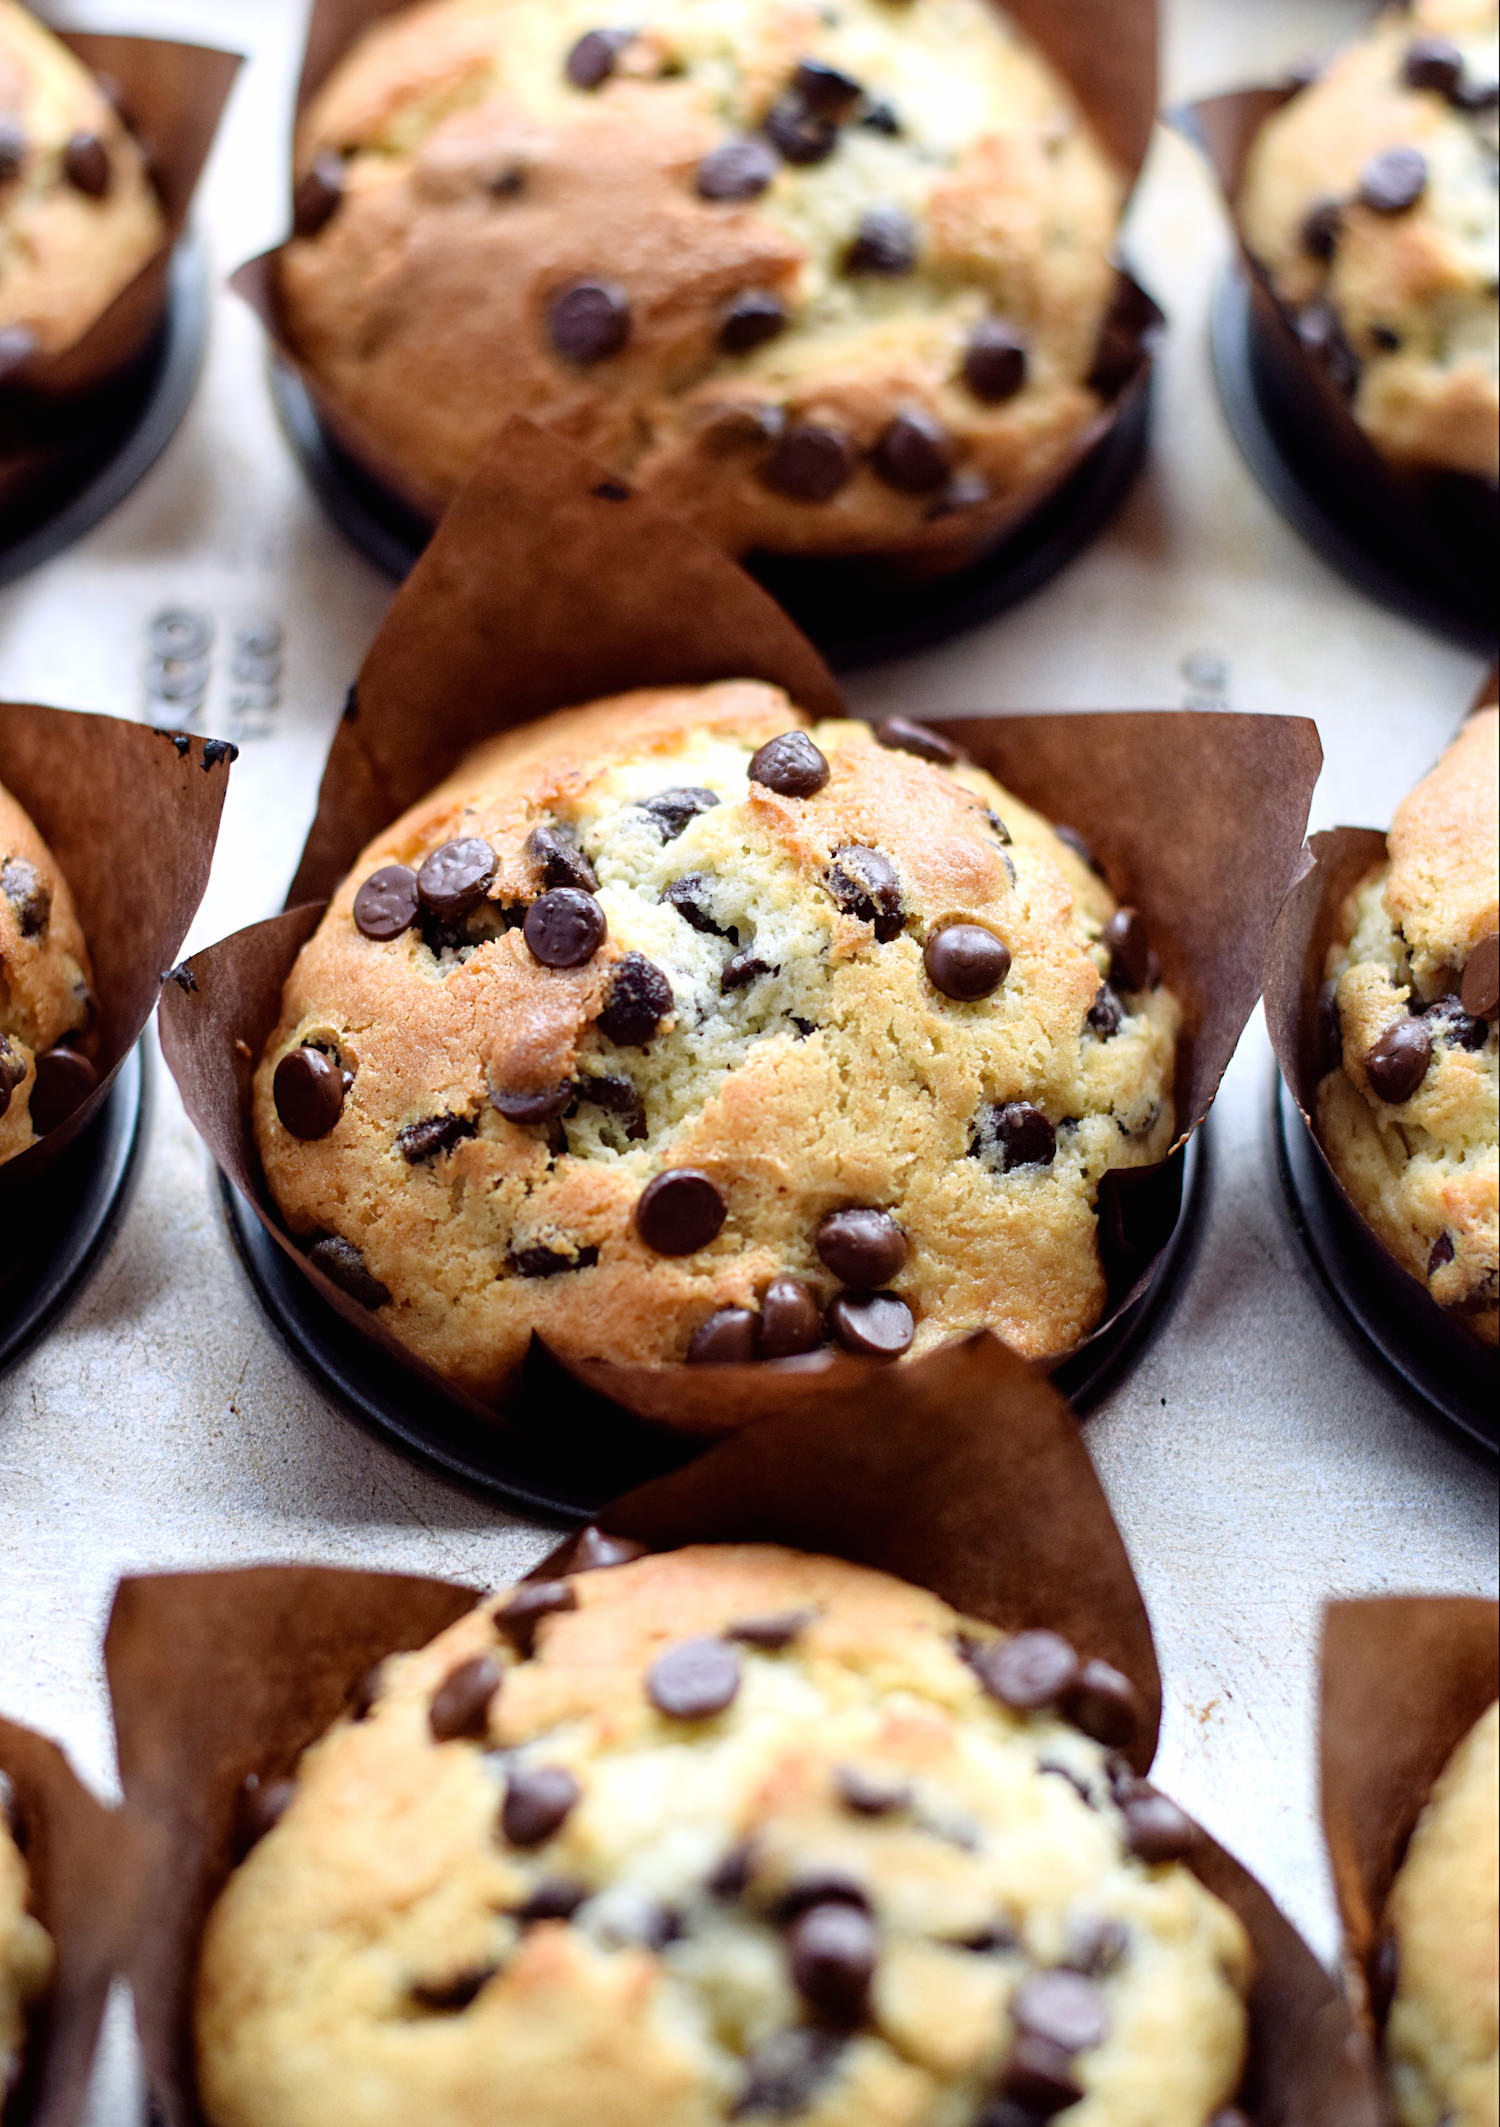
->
[1,708,230,1184]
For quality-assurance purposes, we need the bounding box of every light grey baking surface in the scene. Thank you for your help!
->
[2,1,1495,2117]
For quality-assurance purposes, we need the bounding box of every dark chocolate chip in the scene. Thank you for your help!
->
[835,1765,912,1816]
[292,152,344,235]
[1421,994,1488,1050]
[354,863,419,939]
[710,1840,757,1898]
[1462,931,1499,1018]
[1102,906,1155,991]
[410,1965,497,2010]
[827,1290,914,1358]
[719,290,789,352]
[647,1636,742,1719]
[999,2032,1084,2113]
[1428,1231,1456,1278]
[845,205,917,276]
[0,118,27,185]
[775,1868,872,1919]
[232,1773,295,1858]
[1298,299,1361,396]
[417,837,496,920]
[565,1526,647,1572]
[515,1876,589,1922]
[1300,197,1344,261]
[635,1168,726,1254]
[1012,1969,1110,2053]
[872,410,950,493]
[728,1610,815,1650]
[732,2029,846,2118]
[1370,1932,1400,2023]
[1121,1785,1195,1863]
[664,874,728,936]
[1370,323,1402,352]
[721,948,771,993]
[577,1072,647,1139]
[764,91,839,165]
[974,1101,1057,1172]
[825,845,903,940]
[1087,985,1122,1039]
[1365,1016,1432,1102]
[510,1244,599,1278]
[1403,37,1464,93]
[2,857,50,936]
[793,57,863,111]
[428,1654,503,1741]
[972,1629,1080,1712]
[816,1206,907,1288]
[0,1040,24,1120]
[29,1047,99,1134]
[759,425,855,502]
[491,1081,575,1124]
[524,887,607,968]
[860,99,901,135]
[502,1763,581,1847]
[307,1234,390,1310]
[787,1902,879,2023]
[526,823,598,893]
[698,136,779,200]
[749,731,830,796]
[1358,145,1427,214]
[495,1580,577,1654]
[1063,1659,1142,1750]
[875,715,958,764]
[565,28,632,88]
[924,923,1011,1001]
[688,1307,759,1363]
[398,1111,476,1162]
[63,132,110,199]
[0,322,36,381]
[548,279,630,363]
[273,1046,348,1140]
[964,319,1028,403]
[641,786,720,840]
[758,1276,824,1358]
[599,951,673,1044]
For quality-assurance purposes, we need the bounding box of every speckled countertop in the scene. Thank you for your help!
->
[1,1,1495,2118]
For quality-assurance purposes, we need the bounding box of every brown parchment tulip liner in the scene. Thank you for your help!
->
[104,1335,1381,2127]
[158,417,1320,1439]
[0,707,231,1189]
[0,1715,139,2127]
[1320,1596,1499,2047]
[0,37,241,516]
[230,0,1161,574]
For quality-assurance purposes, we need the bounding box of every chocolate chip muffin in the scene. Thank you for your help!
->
[276,0,1130,556]
[0,778,97,1165]
[253,686,1180,1400]
[0,0,165,380]
[1239,0,1499,481]
[1316,708,1499,1342]
[1381,1699,1498,2127]
[0,1775,53,2116]
[195,1542,1252,2127]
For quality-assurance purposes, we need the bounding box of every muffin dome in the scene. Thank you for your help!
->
[253,686,1179,1402]
[1240,0,1499,481]
[0,0,164,374]
[195,1544,1252,2127]
[0,1781,52,2114]
[1317,708,1499,1343]
[0,778,96,1166]
[277,0,1128,555]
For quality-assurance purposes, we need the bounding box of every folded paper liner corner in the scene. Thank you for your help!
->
[104,1335,1383,2127]
[0,709,231,1190]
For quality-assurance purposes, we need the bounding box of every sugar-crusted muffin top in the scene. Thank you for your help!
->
[195,1542,1252,2127]
[1240,0,1499,480]
[0,779,96,1167]
[0,0,164,371]
[0,1776,53,2117]
[277,0,1127,554]
[253,686,1179,1403]
[1384,1699,1499,2127]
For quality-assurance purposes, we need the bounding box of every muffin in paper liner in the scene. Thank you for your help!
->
[104,1335,1383,2127]
[156,416,1319,1437]
[230,0,1161,581]
[0,1714,140,2127]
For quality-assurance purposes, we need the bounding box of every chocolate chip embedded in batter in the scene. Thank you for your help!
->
[1087,985,1123,1039]
[1401,34,1464,92]
[646,1636,742,1719]
[2,857,50,937]
[1420,995,1488,1051]
[1119,1783,1195,1863]
[635,1169,727,1254]
[577,1072,647,1140]
[598,951,673,1045]
[764,91,839,165]
[525,823,598,894]
[687,1307,759,1364]
[1300,197,1344,261]
[793,56,863,111]
[760,423,856,503]
[547,279,631,363]
[515,1876,589,1923]
[1064,1659,1142,1750]
[232,1773,295,1858]
[875,715,959,765]
[816,1206,907,1288]
[825,844,903,940]
[998,2035,1083,2112]
[1428,1231,1456,1279]
[495,1579,577,1654]
[718,289,789,353]
[428,1654,503,1742]
[963,318,1028,402]
[417,837,497,920]
[732,2030,846,2119]
[787,1902,879,2023]
[640,786,720,840]
[872,410,951,493]
[727,1610,814,1650]
[827,1290,914,1358]
[758,1276,824,1358]
[1364,1016,1432,1102]
[306,1234,390,1310]
[1358,145,1428,214]
[665,873,729,936]
[565,1526,647,1572]
[846,205,918,276]
[490,1081,575,1124]
[0,1040,25,1121]
[292,151,344,236]
[860,99,902,135]
[354,863,420,939]
[523,887,607,968]
[510,1243,599,1279]
[924,923,1011,1001]
[564,27,632,88]
[410,1965,498,2011]
[501,1763,581,1848]
[972,1629,1081,1712]
[835,1765,912,1816]
[1012,1969,1110,2054]
[975,1101,1057,1172]
[29,1047,99,1134]
[697,135,779,200]
[397,1111,476,1163]
[721,948,771,993]
[1102,906,1156,991]
[749,731,830,796]
[273,1046,348,1140]
[1462,931,1500,1018]
[63,131,110,198]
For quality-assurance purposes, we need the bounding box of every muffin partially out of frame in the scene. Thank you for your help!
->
[195,1543,1251,2127]
[1317,707,1499,1343]
[0,776,96,1166]
[277,0,1135,556]
[0,1777,52,2118]
[253,685,1180,1401]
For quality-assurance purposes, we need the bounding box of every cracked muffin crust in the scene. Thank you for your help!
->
[0,0,164,376]
[253,685,1180,1401]
[0,1776,53,2118]
[277,0,1130,556]
[194,1542,1252,2127]
[0,778,96,1167]
[1239,0,1500,481]
[1317,708,1499,1343]
[1382,1699,1499,2127]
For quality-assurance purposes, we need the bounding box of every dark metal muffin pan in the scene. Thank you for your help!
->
[268,358,1153,669]
[218,1124,1205,1518]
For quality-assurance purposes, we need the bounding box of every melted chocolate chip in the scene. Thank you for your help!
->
[1102,906,1156,991]
[1462,932,1499,1018]
[1087,985,1122,1039]
[63,132,110,199]
[787,1902,878,2022]
[398,1111,476,1162]
[972,1629,1080,1712]
[721,948,771,992]
[719,290,789,353]
[1421,994,1488,1051]
[1359,145,1427,214]
[510,1243,599,1278]
[1063,1659,1142,1750]
[647,1636,742,1718]
[635,1169,727,1254]
[793,57,863,111]
[410,1965,497,2011]
[872,410,950,492]
[875,715,958,764]
[925,923,1011,1001]
[688,1307,759,1363]
[1365,1016,1432,1102]
[495,1580,577,1654]
[577,1073,647,1140]
[2,857,50,937]
[664,874,728,936]
[974,1101,1057,1172]
[835,1765,912,1816]
[728,1610,814,1650]
[698,136,779,200]
[1012,1969,1110,2053]
[29,1047,99,1134]
[760,424,856,502]
[428,1654,502,1741]
[524,888,607,968]
[565,27,632,88]
[758,1276,824,1358]
[640,786,720,840]
[825,845,902,940]
[816,1206,907,1289]
[307,1235,390,1310]
[526,823,598,893]
[732,2029,846,2118]
[1402,35,1464,92]
[827,1290,914,1358]
[232,1773,295,1858]
[418,838,496,920]
[964,319,1028,402]
[354,863,419,940]
[502,1764,581,1847]
[599,951,673,1044]
[548,279,631,363]
[764,91,838,165]
[1300,197,1344,261]
[491,1082,575,1125]
[1428,1231,1456,1278]
[273,1046,348,1140]
[846,205,917,276]
[749,731,830,797]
